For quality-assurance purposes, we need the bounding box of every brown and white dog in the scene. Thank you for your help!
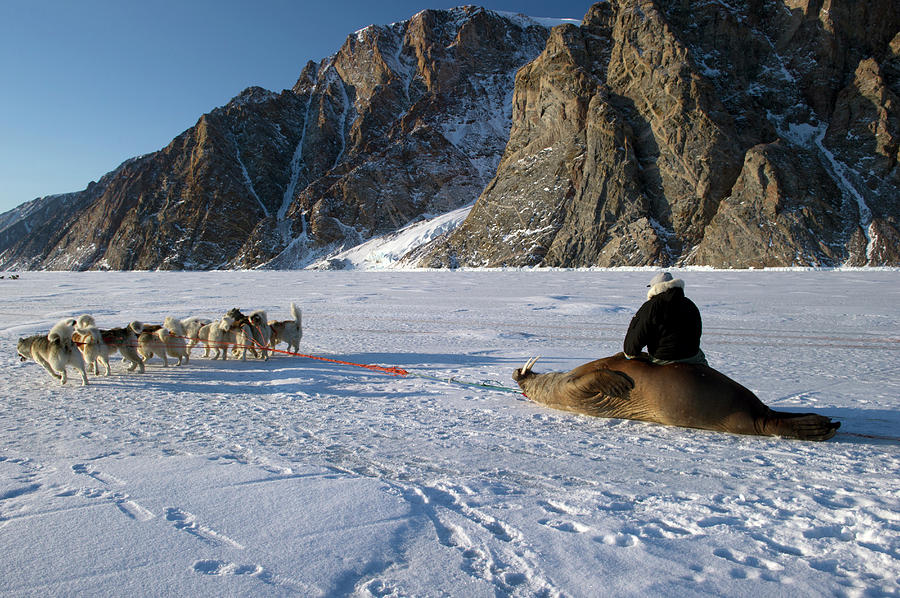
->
[17,318,89,385]
[269,303,302,354]
[100,321,145,373]
[248,310,271,360]
[225,308,256,359]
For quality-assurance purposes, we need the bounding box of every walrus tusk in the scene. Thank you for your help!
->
[512,356,542,383]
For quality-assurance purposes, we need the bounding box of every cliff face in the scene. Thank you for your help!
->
[264,8,553,268]
[0,7,553,270]
[421,0,900,268]
[2,2,897,271]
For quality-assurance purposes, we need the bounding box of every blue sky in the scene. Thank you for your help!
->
[0,0,592,214]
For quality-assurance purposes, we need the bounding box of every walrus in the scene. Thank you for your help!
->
[512,353,840,441]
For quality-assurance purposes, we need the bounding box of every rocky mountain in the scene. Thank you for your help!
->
[0,7,555,270]
[1,2,897,271]
[420,0,900,268]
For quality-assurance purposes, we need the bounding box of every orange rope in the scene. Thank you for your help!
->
[268,346,409,376]
[173,335,409,377]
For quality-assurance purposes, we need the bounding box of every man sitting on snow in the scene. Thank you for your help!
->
[623,272,709,366]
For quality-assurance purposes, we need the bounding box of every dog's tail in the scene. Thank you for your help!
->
[76,314,96,329]
[75,326,102,345]
[164,316,185,336]
[290,302,302,325]
[48,318,77,346]
[181,316,211,329]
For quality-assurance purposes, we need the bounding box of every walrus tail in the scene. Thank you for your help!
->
[763,411,841,441]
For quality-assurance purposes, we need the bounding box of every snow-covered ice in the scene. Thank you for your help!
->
[1,269,898,597]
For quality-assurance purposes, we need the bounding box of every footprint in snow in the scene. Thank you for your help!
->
[639,520,693,539]
[193,560,264,576]
[193,560,275,585]
[597,532,639,547]
[55,486,155,522]
[713,547,784,580]
[538,518,592,534]
[117,498,155,521]
[71,463,125,486]
[539,499,589,516]
[166,507,244,549]
[358,578,400,597]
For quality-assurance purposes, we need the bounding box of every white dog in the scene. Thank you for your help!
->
[17,318,89,385]
[162,316,190,365]
[73,323,111,376]
[269,303,302,354]
[181,316,211,356]
[196,320,216,358]
[203,316,252,360]
[73,314,110,376]
[137,325,174,367]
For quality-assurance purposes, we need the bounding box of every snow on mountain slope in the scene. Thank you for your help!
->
[307,203,473,270]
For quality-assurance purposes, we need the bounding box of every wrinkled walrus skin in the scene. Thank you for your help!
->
[512,353,840,441]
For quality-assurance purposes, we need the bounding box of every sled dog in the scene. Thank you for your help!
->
[196,320,216,358]
[17,318,89,385]
[138,326,174,367]
[248,310,271,360]
[225,308,256,359]
[100,321,145,373]
[162,316,190,365]
[72,314,110,376]
[269,303,302,353]
[181,316,211,355]
[204,315,252,360]
[73,325,111,376]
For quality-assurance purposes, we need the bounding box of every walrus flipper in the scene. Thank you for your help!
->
[558,369,636,417]
[571,369,634,398]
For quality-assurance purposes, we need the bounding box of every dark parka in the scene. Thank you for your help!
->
[624,281,702,361]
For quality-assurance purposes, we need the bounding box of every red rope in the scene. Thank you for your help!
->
[173,335,409,377]
[269,346,409,376]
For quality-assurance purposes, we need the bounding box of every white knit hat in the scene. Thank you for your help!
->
[647,272,673,287]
